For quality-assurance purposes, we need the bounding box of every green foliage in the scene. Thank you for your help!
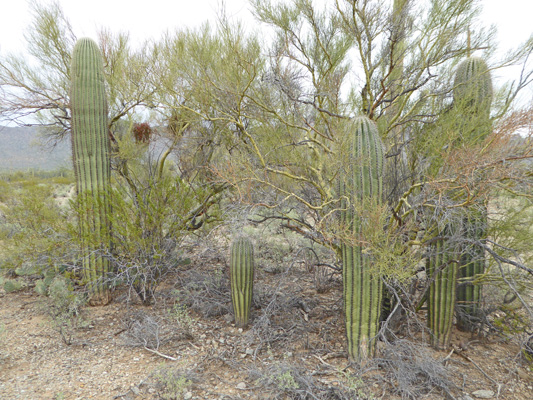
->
[168,302,195,339]
[105,164,201,304]
[47,276,88,345]
[70,37,112,306]
[3,278,24,293]
[152,365,192,400]
[0,176,75,280]
[230,236,255,328]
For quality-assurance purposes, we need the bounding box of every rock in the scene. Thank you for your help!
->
[236,382,247,390]
[472,390,494,399]
[245,348,254,356]
[130,386,140,395]
[184,392,193,400]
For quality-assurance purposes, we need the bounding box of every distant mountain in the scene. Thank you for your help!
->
[0,126,71,171]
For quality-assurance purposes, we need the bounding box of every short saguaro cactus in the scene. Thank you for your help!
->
[230,236,254,328]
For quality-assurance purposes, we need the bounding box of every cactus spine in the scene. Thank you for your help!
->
[230,236,254,327]
[70,38,111,306]
[338,116,384,361]
[454,57,492,331]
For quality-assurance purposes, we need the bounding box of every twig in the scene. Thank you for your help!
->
[453,347,502,394]
[143,346,178,361]
[442,348,455,364]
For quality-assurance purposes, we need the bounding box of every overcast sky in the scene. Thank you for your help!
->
[0,0,531,91]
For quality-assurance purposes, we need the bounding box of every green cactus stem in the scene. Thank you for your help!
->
[71,38,111,306]
[230,236,254,328]
[427,229,458,349]
[457,206,487,331]
[453,57,492,330]
[453,57,492,115]
[453,56,493,142]
[338,116,384,361]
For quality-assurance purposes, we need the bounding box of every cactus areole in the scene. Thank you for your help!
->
[338,116,384,361]
[230,236,254,328]
[71,38,111,306]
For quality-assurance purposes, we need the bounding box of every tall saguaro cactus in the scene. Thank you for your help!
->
[338,116,384,361]
[230,236,254,328]
[453,56,492,330]
[71,38,111,306]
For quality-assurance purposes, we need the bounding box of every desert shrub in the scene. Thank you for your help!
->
[376,339,452,399]
[46,276,88,345]
[249,361,362,400]
[0,176,76,281]
[177,269,232,318]
[151,364,196,400]
[102,131,220,304]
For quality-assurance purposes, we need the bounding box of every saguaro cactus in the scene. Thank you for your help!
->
[70,38,111,306]
[230,236,254,327]
[427,228,458,349]
[453,57,492,119]
[453,57,492,330]
[338,116,384,361]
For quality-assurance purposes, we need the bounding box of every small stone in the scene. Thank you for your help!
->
[130,386,140,395]
[184,392,193,400]
[286,352,293,358]
[238,328,243,333]
[148,388,156,394]
[133,357,140,361]
[236,382,247,390]
[219,338,225,344]
[472,390,494,399]
[245,348,254,356]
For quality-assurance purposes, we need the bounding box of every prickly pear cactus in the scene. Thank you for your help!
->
[338,116,384,361]
[70,38,111,306]
[230,236,254,328]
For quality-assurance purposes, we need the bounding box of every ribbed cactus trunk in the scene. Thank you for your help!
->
[230,236,254,328]
[427,230,457,349]
[457,207,486,331]
[338,116,384,361]
[453,57,492,330]
[71,38,111,306]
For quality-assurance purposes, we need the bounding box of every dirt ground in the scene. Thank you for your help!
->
[1,251,533,400]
